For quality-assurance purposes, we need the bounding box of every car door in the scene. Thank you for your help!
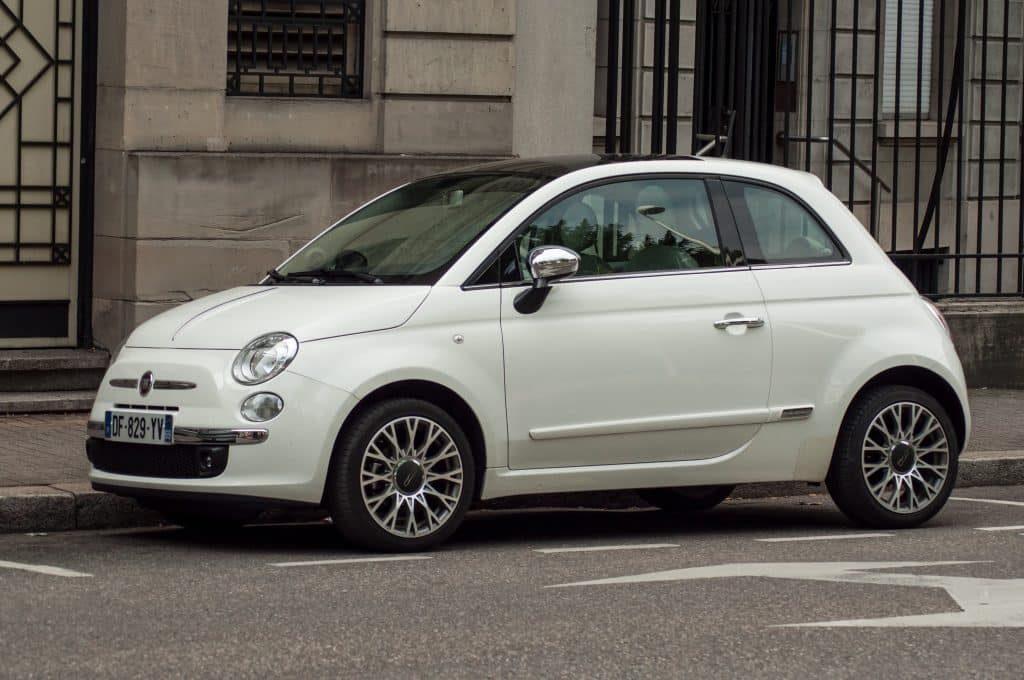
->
[497,175,773,470]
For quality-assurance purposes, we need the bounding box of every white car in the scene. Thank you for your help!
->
[87,156,970,551]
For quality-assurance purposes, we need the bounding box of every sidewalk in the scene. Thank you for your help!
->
[1,389,1022,532]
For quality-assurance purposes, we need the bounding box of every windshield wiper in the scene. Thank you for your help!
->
[266,268,383,285]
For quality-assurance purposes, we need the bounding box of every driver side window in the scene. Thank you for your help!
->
[513,178,724,279]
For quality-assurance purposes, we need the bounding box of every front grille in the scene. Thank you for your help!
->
[86,439,228,479]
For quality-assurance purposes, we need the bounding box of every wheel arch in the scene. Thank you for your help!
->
[323,379,488,503]
[845,365,967,454]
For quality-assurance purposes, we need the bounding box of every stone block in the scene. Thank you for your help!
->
[124,0,228,90]
[0,486,74,533]
[384,36,514,96]
[385,0,515,34]
[224,97,378,152]
[382,98,513,154]
[122,88,225,151]
[133,153,335,242]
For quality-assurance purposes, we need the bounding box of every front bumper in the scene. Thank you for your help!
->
[88,346,358,505]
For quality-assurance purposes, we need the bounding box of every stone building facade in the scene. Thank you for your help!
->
[0,0,1020,355]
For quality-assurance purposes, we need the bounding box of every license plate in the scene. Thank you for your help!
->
[104,410,174,445]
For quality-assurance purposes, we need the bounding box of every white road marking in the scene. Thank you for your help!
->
[269,555,432,568]
[952,496,1024,508]
[549,561,1024,627]
[535,543,679,554]
[0,560,92,578]
[755,533,893,543]
[976,525,1024,532]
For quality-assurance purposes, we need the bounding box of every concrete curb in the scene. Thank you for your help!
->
[2,451,1023,534]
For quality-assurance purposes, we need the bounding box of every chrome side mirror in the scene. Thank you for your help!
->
[514,246,580,314]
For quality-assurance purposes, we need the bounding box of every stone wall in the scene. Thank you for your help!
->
[91,0,599,350]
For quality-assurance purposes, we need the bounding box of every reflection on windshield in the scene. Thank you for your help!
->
[276,173,548,285]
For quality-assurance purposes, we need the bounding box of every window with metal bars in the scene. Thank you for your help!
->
[227,0,365,97]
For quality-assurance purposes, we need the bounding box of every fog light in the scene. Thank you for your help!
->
[241,392,284,422]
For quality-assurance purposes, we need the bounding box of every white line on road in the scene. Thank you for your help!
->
[0,560,92,578]
[975,525,1024,532]
[755,533,893,543]
[269,555,433,568]
[952,497,1024,508]
[535,543,679,554]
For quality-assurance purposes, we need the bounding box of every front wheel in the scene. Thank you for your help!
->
[638,485,734,513]
[326,399,476,552]
[826,385,959,529]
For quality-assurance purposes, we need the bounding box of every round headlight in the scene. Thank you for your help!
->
[241,392,284,422]
[232,333,298,385]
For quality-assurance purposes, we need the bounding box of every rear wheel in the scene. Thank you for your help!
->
[826,385,959,528]
[638,485,734,513]
[326,398,476,552]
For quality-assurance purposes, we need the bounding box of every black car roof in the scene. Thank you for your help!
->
[445,154,703,180]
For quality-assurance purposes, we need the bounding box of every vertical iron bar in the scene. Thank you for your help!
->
[955,0,965,294]
[652,0,667,153]
[621,0,636,152]
[891,0,903,253]
[995,0,1009,291]
[911,0,925,288]
[936,0,945,254]
[975,0,989,293]
[870,0,882,237]
[666,0,680,153]
[849,0,860,210]
[605,0,621,153]
[51,0,58,250]
[804,0,814,171]
[827,0,837,188]
[782,0,793,167]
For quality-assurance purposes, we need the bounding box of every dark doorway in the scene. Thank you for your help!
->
[692,0,777,161]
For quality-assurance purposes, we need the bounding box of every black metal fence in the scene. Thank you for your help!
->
[227,0,365,98]
[600,0,1023,296]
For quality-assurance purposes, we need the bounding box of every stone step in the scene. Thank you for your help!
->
[0,390,96,415]
[0,349,109,393]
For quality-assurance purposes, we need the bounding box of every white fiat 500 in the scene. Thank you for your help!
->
[87,155,969,551]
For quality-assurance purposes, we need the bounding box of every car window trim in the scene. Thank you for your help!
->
[462,172,745,289]
[717,174,851,265]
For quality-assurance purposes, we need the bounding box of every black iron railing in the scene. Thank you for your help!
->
[599,0,1023,297]
[227,0,365,98]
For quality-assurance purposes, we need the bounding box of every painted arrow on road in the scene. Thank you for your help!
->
[551,561,1024,627]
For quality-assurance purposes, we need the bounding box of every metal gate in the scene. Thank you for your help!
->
[598,0,1023,296]
[0,0,92,346]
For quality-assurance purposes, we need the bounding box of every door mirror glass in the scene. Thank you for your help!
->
[528,246,580,281]
[515,246,581,315]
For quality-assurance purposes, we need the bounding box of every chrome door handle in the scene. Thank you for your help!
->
[713,316,765,330]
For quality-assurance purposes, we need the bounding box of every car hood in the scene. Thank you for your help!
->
[126,285,431,349]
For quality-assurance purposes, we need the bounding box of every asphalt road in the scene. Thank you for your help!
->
[3,486,1024,678]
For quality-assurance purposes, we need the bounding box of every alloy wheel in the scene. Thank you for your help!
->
[861,401,950,514]
[359,416,464,538]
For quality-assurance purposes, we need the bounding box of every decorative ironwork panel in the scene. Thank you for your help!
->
[227,0,365,97]
[0,0,77,265]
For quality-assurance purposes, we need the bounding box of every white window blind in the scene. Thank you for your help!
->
[882,0,933,116]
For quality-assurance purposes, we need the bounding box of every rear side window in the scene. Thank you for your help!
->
[723,181,843,265]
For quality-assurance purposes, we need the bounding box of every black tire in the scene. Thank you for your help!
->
[826,385,960,529]
[161,508,260,533]
[638,485,734,513]
[325,398,476,552]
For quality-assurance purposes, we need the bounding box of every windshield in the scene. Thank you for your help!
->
[273,172,548,285]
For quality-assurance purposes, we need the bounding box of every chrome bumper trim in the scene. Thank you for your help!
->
[87,420,268,445]
[108,378,197,390]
